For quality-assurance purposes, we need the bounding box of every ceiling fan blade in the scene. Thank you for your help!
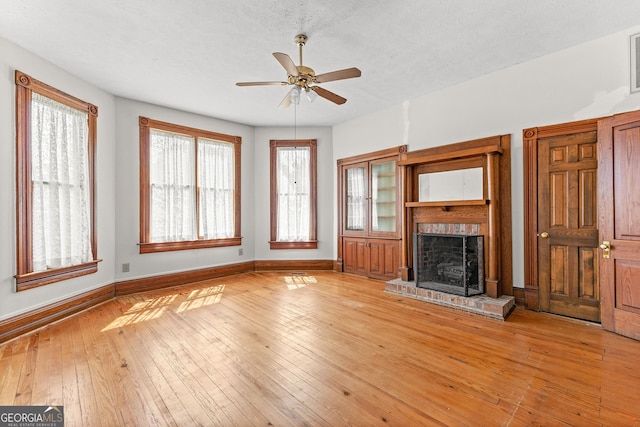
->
[311,86,347,105]
[236,81,288,86]
[278,87,295,109]
[273,52,299,77]
[315,67,361,83]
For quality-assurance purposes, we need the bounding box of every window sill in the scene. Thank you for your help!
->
[15,260,101,292]
[140,237,242,254]
[269,241,318,250]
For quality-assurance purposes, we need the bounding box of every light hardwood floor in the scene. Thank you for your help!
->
[1,271,639,426]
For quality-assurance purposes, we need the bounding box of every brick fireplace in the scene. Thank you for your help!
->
[396,135,513,299]
[413,231,484,297]
[384,135,515,319]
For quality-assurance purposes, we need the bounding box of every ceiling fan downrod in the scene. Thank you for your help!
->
[294,34,307,66]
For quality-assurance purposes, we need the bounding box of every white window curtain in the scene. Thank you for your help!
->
[198,138,235,239]
[150,130,197,242]
[277,147,310,241]
[346,167,366,230]
[31,93,92,271]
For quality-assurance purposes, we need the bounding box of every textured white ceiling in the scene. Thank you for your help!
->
[1,0,640,126]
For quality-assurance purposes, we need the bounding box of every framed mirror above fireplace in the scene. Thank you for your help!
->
[418,167,484,203]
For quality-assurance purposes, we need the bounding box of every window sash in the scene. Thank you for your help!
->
[139,117,241,253]
[276,147,311,242]
[31,93,92,271]
[149,129,197,242]
[269,139,317,250]
[198,138,235,240]
[15,70,99,291]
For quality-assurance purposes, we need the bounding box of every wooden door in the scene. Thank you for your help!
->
[537,132,600,321]
[598,111,640,340]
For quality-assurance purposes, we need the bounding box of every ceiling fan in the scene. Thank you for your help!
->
[236,34,361,108]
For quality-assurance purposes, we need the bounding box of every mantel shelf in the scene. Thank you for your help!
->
[398,145,503,166]
[405,199,489,208]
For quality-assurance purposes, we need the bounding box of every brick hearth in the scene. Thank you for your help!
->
[385,278,515,320]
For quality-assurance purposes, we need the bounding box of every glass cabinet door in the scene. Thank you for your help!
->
[345,165,367,232]
[370,160,397,233]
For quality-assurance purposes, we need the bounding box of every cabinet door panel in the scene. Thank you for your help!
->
[343,238,367,275]
[343,162,368,235]
[368,239,399,280]
[370,159,397,235]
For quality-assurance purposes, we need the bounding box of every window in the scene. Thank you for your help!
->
[139,117,241,253]
[15,70,99,291]
[269,139,317,249]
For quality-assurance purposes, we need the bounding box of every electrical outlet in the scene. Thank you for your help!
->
[122,263,130,273]
[238,248,243,256]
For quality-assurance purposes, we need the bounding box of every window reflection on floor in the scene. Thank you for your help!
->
[101,284,226,331]
[284,274,317,290]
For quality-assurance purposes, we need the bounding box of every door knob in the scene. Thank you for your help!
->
[537,231,550,239]
[600,240,611,259]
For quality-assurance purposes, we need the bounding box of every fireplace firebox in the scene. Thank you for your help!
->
[413,233,484,296]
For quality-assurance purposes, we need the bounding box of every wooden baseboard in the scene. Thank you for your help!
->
[115,261,256,296]
[512,287,526,307]
[1,259,339,344]
[0,284,115,344]
[254,259,334,271]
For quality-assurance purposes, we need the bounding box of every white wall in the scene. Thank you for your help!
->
[4,23,640,321]
[0,37,117,320]
[333,25,640,288]
[114,97,255,281]
[253,126,334,260]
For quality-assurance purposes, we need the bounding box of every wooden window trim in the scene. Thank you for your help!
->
[269,139,317,250]
[14,70,100,291]
[139,117,242,253]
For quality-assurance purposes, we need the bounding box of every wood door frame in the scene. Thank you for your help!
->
[597,109,640,340]
[523,118,603,310]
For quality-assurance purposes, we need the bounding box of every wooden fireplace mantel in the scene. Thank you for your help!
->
[399,135,512,298]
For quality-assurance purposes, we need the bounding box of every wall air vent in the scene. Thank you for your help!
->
[632,33,640,93]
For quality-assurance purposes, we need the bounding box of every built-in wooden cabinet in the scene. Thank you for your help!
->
[337,146,405,280]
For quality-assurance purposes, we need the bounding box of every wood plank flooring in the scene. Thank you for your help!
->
[1,271,640,426]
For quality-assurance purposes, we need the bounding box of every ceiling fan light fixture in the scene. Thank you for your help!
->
[305,87,317,102]
[290,86,301,104]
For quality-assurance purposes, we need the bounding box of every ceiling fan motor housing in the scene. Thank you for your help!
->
[290,65,316,89]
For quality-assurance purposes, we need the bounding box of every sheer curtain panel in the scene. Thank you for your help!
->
[198,138,235,239]
[277,147,311,241]
[31,93,92,271]
[346,167,366,231]
[149,130,197,242]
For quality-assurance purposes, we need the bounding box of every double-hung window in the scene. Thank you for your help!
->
[15,71,99,291]
[269,139,317,249]
[139,117,241,253]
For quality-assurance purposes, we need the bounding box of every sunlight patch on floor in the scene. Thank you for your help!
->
[284,275,317,290]
[101,306,168,331]
[102,285,226,331]
[176,284,225,313]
